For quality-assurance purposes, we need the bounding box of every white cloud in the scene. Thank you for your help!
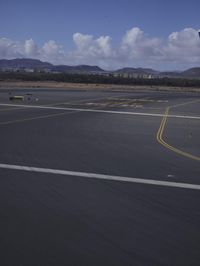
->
[73,33,93,51]
[118,27,164,69]
[73,33,113,58]
[42,40,62,55]
[0,27,200,70]
[41,40,65,64]
[0,37,23,58]
[69,33,114,68]
[24,39,38,57]
[164,28,200,64]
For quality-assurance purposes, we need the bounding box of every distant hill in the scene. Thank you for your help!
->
[115,67,200,78]
[181,67,200,78]
[51,64,104,73]
[159,68,200,78]
[0,59,104,73]
[0,58,52,69]
[115,67,159,75]
[0,58,200,78]
[159,71,181,78]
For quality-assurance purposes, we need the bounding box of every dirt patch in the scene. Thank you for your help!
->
[0,80,200,93]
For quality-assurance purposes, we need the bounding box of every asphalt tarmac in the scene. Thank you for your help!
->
[0,87,200,265]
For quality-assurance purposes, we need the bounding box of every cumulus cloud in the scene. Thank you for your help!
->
[24,39,38,57]
[42,40,62,55]
[73,33,93,51]
[0,27,200,70]
[121,27,163,58]
[164,28,200,64]
[73,33,112,57]
[0,37,23,58]
[117,27,164,68]
[41,40,65,64]
[0,37,65,64]
[67,33,115,68]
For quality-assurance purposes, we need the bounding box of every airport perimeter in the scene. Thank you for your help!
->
[0,87,200,265]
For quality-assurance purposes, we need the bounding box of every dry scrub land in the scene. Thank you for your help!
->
[0,81,200,93]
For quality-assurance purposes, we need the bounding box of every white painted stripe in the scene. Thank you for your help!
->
[0,103,199,120]
[0,163,200,191]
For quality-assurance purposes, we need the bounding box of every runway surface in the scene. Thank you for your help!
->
[0,87,200,265]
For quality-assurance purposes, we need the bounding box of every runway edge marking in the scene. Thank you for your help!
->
[0,163,200,191]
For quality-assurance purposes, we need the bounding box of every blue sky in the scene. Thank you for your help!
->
[0,0,200,70]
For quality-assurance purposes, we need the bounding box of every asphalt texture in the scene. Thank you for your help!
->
[0,87,200,265]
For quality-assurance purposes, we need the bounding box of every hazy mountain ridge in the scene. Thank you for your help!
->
[51,64,104,73]
[181,68,200,78]
[114,67,159,75]
[0,58,200,78]
[0,59,104,73]
[0,58,52,69]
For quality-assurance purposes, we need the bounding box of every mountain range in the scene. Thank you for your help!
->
[0,58,200,78]
[0,59,104,74]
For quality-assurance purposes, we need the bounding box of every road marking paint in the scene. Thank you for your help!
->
[169,99,200,108]
[0,107,25,112]
[157,102,200,162]
[0,110,79,126]
[47,95,114,107]
[0,162,200,190]
[0,103,199,120]
[167,174,175,178]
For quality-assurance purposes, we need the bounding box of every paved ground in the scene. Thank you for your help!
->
[0,87,200,265]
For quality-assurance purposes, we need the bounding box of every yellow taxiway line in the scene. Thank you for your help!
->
[157,101,200,162]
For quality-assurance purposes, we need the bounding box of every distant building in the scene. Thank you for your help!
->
[24,68,34,73]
